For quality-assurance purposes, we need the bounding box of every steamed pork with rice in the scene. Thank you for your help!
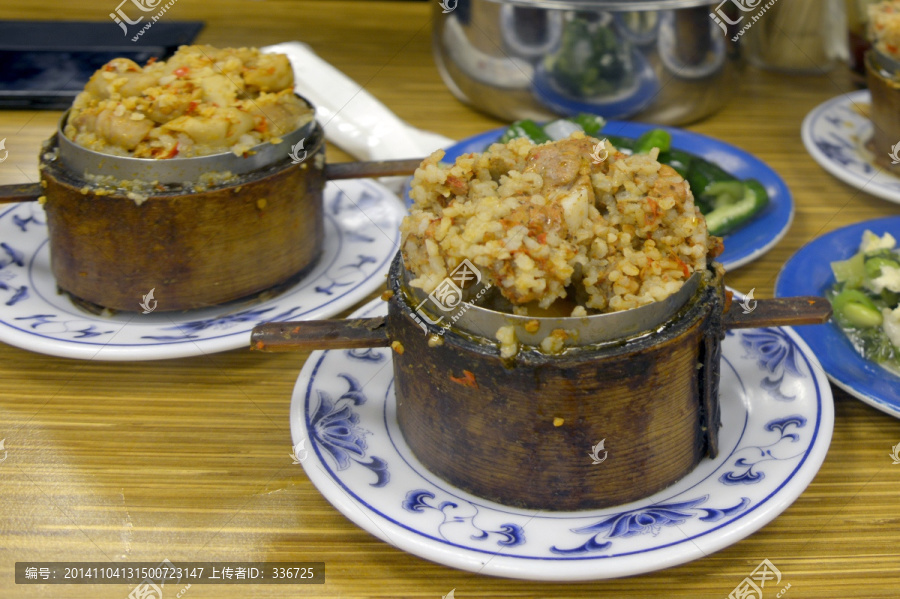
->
[401,132,722,324]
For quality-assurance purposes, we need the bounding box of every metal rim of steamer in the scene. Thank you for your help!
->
[56,96,316,184]
[397,252,704,347]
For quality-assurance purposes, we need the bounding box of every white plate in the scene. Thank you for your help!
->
[0,179,405,361]
[290,299,834,581]
[801,89,900,204]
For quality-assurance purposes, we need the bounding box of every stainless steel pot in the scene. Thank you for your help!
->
[433,0,743,125]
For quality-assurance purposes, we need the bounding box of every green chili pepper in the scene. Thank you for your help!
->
[831,288,883,328]
[657,149,693,178]
[568,113,606,137]
[865,256,900,279]
[686,157,737,198]
[633,129,672,154]
[703,179,769,236]
[702,181,747,208]
[498,119,551,144]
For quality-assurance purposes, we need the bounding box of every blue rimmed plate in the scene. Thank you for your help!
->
[0,179,405,361]
[776,216,900,418]
[801,90,900,205]
[289,298,832,581]
[406,124,793,271]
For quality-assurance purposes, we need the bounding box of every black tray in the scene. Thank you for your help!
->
[0,20,203,110]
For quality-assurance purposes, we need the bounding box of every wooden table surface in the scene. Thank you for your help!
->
[2,1,900,597]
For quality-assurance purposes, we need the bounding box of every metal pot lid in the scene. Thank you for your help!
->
[402,258,703,347]
[57,103,316,184]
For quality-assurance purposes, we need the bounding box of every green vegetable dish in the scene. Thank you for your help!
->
[828,231,900,376]
[495,116,770,237]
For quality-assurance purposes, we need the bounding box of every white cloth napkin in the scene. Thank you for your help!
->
[262,41,454,165]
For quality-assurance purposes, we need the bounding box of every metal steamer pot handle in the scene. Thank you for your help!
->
[249,296,833,352]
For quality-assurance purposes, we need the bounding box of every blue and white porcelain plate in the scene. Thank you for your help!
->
[407,125,794,272]
[290,299,833,581]
[801,89,900,204]
[0,180,405,361]
[776,216,900,419]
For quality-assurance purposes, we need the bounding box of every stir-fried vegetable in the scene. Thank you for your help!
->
[828,231,900,375]
[495,117,770,236]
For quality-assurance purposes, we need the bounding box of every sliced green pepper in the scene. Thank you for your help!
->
[686,157,737,198]
[633,129,672,154]
[657,149,693,178]
[702,181,747,208]
[498,119,551,145]
[703,179,768,236]
[831,288,883,328]
[865,256,900,279]
[568,113,606,137]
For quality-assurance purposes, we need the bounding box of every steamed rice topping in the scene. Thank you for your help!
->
[401,132,719,317]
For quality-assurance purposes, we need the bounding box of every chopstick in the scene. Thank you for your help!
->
[324,158,422,180]
[0,183,42,204]
[0,158,424,204]
[250,317,390,352]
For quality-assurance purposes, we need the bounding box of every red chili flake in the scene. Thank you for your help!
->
[646,197,659,220]
[146,56,158,65]
[449,370,478,388]
[186,101,199,114]
[670,252,689,278]
[173,67,190,78]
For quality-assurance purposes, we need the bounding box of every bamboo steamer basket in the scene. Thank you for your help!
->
[252,252,830,511]
[386,254,725,510]
[34,113,325,312]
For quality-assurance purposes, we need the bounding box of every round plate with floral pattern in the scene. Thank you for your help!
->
[290,298,833,581]
[801,89,900,204]
[0,179,404,360]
